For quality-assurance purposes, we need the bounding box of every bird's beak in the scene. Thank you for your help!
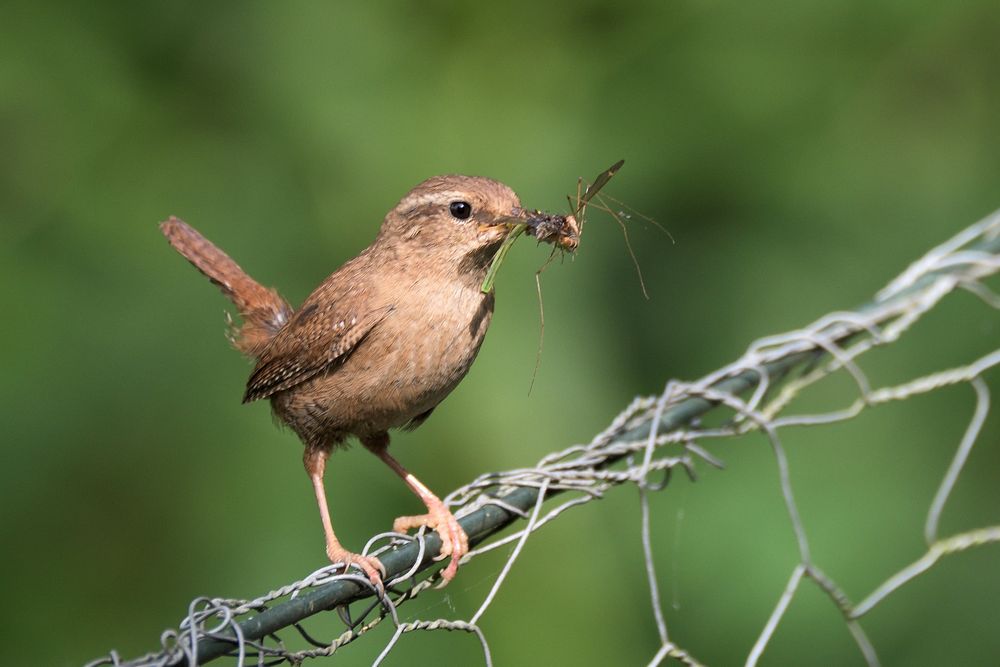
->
[477,211,529,242]
[493,209,531,229]
[478,208,580,251]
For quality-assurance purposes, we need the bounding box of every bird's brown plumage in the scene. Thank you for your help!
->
[162,174,528,585]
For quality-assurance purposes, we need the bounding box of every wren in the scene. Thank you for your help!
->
[161,175,536,585]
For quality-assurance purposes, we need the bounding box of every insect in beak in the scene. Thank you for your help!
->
[480,159,624,293]
[523,211,580,251]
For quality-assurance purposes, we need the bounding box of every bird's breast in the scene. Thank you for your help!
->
[271,272,496,441]
[388,280,494,393]
[328,278,494,431]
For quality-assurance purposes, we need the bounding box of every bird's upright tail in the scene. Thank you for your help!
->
[160,216,292,358]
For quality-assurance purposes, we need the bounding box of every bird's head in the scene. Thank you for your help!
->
[375,174,527,275]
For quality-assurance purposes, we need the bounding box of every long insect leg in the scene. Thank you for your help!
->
[588,193,650,299]
[528,245,561,395]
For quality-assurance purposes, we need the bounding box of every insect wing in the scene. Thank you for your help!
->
[573,159,625,221]
[582,159,624,206]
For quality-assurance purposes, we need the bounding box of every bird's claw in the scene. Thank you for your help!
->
[327,545,385,591]
[392,503,468,583]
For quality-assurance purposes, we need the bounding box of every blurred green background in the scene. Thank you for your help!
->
[3,1,1000,665]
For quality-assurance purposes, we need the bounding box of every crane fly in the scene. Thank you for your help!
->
[481,159,625,293]
[477,160,628,393]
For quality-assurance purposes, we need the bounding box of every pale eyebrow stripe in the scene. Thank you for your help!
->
[398,190,467,209]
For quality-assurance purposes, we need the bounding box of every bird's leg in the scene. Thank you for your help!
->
[362,434,468,583]
[304,445,385,587]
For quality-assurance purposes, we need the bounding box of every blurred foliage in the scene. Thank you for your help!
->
[2,1,1000,665]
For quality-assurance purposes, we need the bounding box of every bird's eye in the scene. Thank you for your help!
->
[449,201,473,220]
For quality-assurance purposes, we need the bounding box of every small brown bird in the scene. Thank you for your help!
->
[161,175,535,586]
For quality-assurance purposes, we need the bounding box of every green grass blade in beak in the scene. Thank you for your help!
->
[481,223,527,293]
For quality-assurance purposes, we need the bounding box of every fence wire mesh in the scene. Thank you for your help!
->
[88,211,1000,667]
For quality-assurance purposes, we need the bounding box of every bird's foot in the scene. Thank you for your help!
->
[327,544,385,590]
[392,500,468,583]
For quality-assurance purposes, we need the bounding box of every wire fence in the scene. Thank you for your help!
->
[88,210,1000,666]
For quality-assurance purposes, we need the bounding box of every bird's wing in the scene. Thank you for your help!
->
[243,287,393,403]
